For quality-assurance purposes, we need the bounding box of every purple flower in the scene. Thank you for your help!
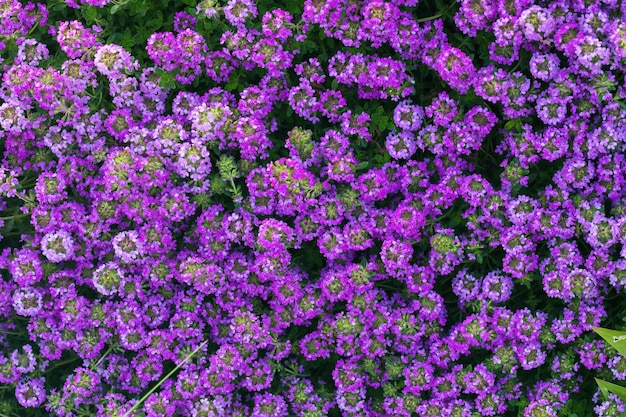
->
[514,342,547,370]
[251,393,288,417]
[452,269,482,306]
[8,248,43,286]
[35,172,68,205]
[261,8,293,42]
[11,345,36,374]
[224,0,258,28]
[433,45,476,94]
[112,230,145,263]
[94,44,138,78]
[12,287,43,317]
[386,130,417,160]
[41,230,75,262]
[393,100,424,131]
[55,20,100,59]
[92,261,123,296]
[481,270,513,304]
[523,399,558,417]
[173,11,196,32]
[15,377,46,408]
[594,393,626,417]
[519,6,555,43]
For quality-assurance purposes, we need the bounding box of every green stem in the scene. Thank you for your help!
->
[91,345,114,371]
[27,21,40,36]
[123,340,208,417]
[417,13,443,23]
[44,357,80,374]
[15,194,34,205]
[0,214,29,220]
[229,178,240,200]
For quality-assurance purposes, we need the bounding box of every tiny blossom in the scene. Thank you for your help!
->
[35,172,68,205]
[519,5,555,43]
[523,399,558,417]
[173,11,196,32]
[432,45,476,94]
[56,20,99,59]
[12,287,43,317]
[8,248,43,286]
[386,130,417,160]
[529,53,561,81]
[11,345,36,374]
[224,0,258,28]
[112,231,145,263]
[515,342,547,370]
[393,100,424,131]
[41,230,75,262]
[14,37,49,66]
[594,393,626,417]
[15,377,46,408]
[481,270,513,303]
[92,262,124,296]
[452,269,482,306]
[261,8,293,42]
[94,44,139,78]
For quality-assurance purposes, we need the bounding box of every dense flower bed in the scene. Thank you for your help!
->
[1,0,626,416]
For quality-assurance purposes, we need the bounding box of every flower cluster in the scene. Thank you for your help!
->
[0,0,625,416]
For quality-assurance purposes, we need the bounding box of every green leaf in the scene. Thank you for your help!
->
[476,253,483,264]
[81,6,99,21]
[592,327,626,357]
[121,28,135,48]
[110,4,120,14]
[158,72,175,88]
[225,80,238,91]
[504,120,517,131]
[448,213,462,228]
[595,378,626,403]
[356,162,369,171]
[378,116,389,130]
[4,218,14,233]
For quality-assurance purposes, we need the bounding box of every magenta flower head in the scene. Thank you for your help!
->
[94,44,139,78]
[393,99,425,132]
[11,345,36,374]
[12,287,43,317]
[92,261,124,296]
[15,377,46,408]
[41,230,75,262]
[112,230,145,264]
[261,8,293,42]
[386,130,418,160]
[35,172,68,205]
[173,11,197,32]
[8,248,43,286]
[56,20,99,59]
[224,0,258,28]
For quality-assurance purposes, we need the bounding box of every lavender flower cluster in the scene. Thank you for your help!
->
[1,0,626,416]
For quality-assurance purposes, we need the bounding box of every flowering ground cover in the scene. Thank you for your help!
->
[2,0,626,415]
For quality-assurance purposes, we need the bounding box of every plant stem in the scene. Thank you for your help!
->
[417,13,443,23]
[123,340,208,417]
